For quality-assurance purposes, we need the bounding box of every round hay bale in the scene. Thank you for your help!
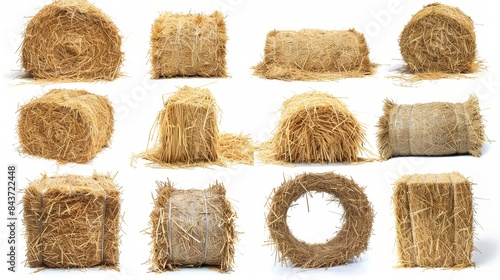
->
[254,29,375,81]
[260,91,366,163]
[150,181,236,272]
[21,0,123,81]
[377,95,484,159]
[23,173,121,268]
[399,3,477,75]
[150,11,227,78]
[266,172,374,268]
[18,89,114,163]
[394,172,474,268]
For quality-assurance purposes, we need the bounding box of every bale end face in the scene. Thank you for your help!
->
[394,172,474,268]
[23,174,121,268]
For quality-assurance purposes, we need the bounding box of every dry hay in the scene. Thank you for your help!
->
[377,95,484,160]
[150,11,227,78]
[254,29,375,81]
[23,173,121,268]
[394,172,474,268]
[266,172,374,268]
[399,3,477,79]
[18,89,114,164]
[150,181,236,272]
[140,86,254,167]
[21,0,123,81]
[259,91,367,164]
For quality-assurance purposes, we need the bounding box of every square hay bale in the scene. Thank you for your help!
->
[394,172,474,268]
[23,174,121,268]
[150,181,236,272]
[17,89,114,164]
[150,11,227,78]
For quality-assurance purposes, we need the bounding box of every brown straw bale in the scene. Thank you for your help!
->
[21,0,123,81]
[150,11,227,78]
[18,89,114,164]
[150,181,236,272]
[399,3,477,77]
[259,91,367,164]
[393,172,474,268]
[254,29,375,81]
[140,86,254,167]
[266,172,374,268]
[23,173,121,268]
[377,95,484,160]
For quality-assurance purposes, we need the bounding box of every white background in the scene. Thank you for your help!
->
[1,0,499,279]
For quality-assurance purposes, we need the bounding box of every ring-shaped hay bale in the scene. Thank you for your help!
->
[399,3,477,75]
[150,11,227,78]
[18,89,114,163]
[377,95,484,159]
[267,172,374,268]
[21,0,123,81]
[254,29,375,81]
[260,91,366,163]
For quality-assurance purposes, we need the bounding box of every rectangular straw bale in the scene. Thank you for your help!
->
[150,11,227,78]
[23,174,121,268]
[394,172,474,268]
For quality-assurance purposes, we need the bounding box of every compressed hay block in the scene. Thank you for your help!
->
[23,174,121,268]
[21,0,123,81]
[18,89,114,163]
[254,29,374,81]
[150,181,236,271]
[394,172,474,268]
[399,3,477,75]
[150,11,227,78]
[267,172,374,268]
[377,95,484,159]
[262,91,366,163]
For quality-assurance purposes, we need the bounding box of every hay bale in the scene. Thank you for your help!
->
[394,172,474,268]
[254,29,374,81]
[23,173,121,268]
[150,181,236,272]
[377,95,484,160]
[18,89,114,164]
[150,11,227,78]
[267,172,374,268]
[140,86,254,166]
[399,3,477,76]
[259,91,366,163]
[21,0,123,81]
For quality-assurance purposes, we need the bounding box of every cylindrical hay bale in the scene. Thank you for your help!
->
[399,3,477,74]
[267,172,374,268]
[394,172,474,268]
[262,91,366,163]
[150,11,227,78]
[18,89,114,164]
[23,174,121,268]
[254,29,374,81]
[150,181,236,272]
[377,95,484,159]
[21,0,123,81]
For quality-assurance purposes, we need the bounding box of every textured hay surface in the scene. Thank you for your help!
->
[399,3,477,76]
[150,181,236,272]
[18,89,114,164]
[140,86,254,167]
[151,11,227,78]
[254,29,375,81]
[377,95,484,159]
[394,172,474,268]
[259,91,366,164]
[267,172,373,268]
[21,0,123,81]
[23,173,121,268]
